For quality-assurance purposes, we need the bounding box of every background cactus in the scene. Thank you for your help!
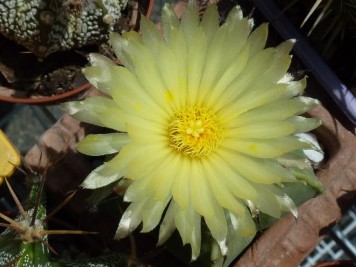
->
[0,0,128,58]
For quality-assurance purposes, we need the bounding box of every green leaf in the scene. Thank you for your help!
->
[86,179,122,205]
[291,167,324,194]
[222,214,255,267]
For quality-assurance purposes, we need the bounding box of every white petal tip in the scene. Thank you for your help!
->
[114,230,128,240]
[218,239,228,256]
[292,209,298,218]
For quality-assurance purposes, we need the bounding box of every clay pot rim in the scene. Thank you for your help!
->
[0,82,92,104]
[312,260,355,267]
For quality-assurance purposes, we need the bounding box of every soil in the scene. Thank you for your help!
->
[0,0,150,98]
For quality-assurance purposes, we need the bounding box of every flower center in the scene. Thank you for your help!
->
[168,106,223,158]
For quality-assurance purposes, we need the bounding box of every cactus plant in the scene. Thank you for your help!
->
[0,0,128,58]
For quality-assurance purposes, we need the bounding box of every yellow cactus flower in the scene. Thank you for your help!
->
[0,130,20,184]
[64,2,323,260]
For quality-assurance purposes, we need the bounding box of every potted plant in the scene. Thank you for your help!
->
[0,0,154,104]
[2,0,355,266]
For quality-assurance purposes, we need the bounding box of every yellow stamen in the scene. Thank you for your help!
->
[168,106,223,158]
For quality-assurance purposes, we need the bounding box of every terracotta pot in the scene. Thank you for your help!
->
[234,104,356,267]
[0,82,92,104]
[0,0,154,105]
[313,260,355,267]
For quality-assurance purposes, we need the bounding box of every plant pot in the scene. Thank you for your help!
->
[234,103,356,266]
[0,0,154,105]
[0,36,92,104]
[313,260,355,267]
[0,82,92,104]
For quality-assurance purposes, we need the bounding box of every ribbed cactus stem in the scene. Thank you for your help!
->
[0,0,128,58]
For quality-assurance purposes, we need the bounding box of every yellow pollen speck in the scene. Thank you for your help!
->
[168,106,223,158]
[134,103,143,111]
[165,91,174,103]
[249,144,258,152]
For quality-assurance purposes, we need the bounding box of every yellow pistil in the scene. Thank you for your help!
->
[168,106,223,158]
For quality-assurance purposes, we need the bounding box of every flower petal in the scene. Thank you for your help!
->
[115,199,147,239]
[213,48,277,112]
[203,44,250,108]
[161,3,180,43]
[76,133,130,156]
[200,8,252,106]
[247,23,268,58]
[62,97,125,130]
[156,42,181,110]
[201,4,219,41]
[109,32,134,71]
[250,184,282,218]
[126,144,171,181]
[296,133,324,164]
[289,116,322,133]
[174,204,202,260]
[89,53,116,68]
[167,28,188,107]
[180,1,200,42]
[229,209,256,237]
[226,120,296,139]
[218,83,287,118]
[219,150,296,184]
[207,153,258,200]
[81,162,124,189]
[133,52,176,115]
[282,78,306,98]
[82,67,111,94]
[124,177,152,203]
[261,40,294,83]
[109,66,170,123]
[221,136,310,158]
[97,108,127,131]
[126,122,167,144]
[158,200,178,245]
[217,6,252,64]
[190,160,216,218]
[140,15,163,52]
[269,185,298,217]
[172,157,191,209]
[228,97,319,127]
[84,53,117,92]
[186,26,208,106]
[203,159,246,216]
[204,204,227,244]
[148,153,181,201]
[296,97,321,114]
[141,195,171,232]
[106,144,143,174]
